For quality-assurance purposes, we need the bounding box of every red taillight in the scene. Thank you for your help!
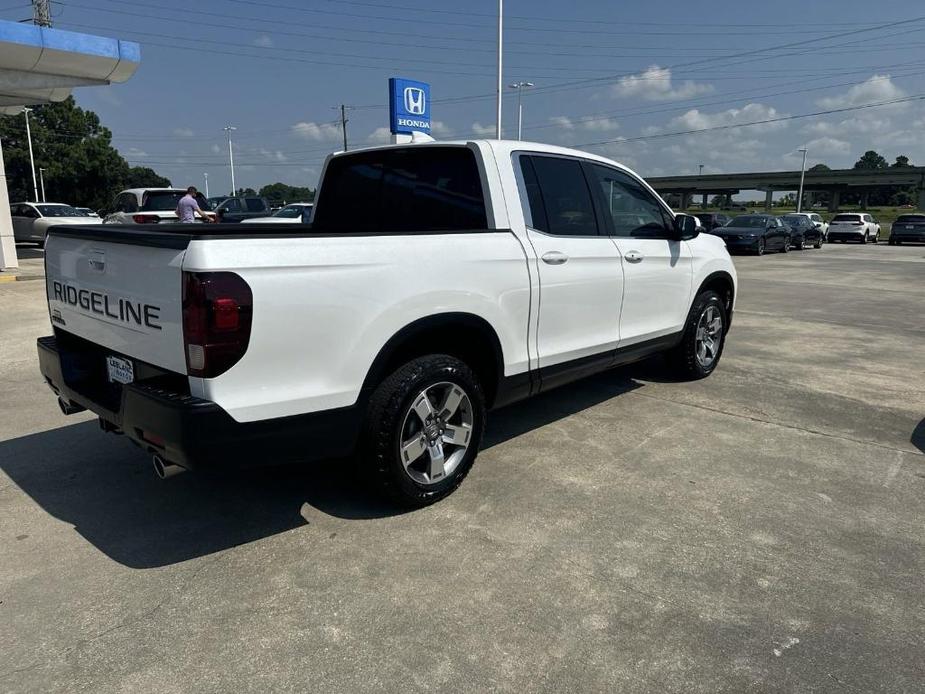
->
[182,272,253,378]
[132,214,161,224]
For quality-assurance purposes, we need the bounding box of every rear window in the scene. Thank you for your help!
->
[895,215,925,223]
[832,214,862,223]
[313,146,487,233]
[141,192,213,212]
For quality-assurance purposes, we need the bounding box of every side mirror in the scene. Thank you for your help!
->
[672,214,699,240]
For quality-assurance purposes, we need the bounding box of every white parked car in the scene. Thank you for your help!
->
[827,213,880,243]
[102,188,216,225]
[248,202,313,224]
[38,140,736,506]
[10,202,98,246]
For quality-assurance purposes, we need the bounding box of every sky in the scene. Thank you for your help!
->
[5,0,925,195]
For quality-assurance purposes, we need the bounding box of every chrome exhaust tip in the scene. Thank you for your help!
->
[152,454,185,480]
[57,397,85,416]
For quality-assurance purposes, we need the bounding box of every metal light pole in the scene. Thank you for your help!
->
[203,172,210,198]
[796,148,808,213]
[23,107,38,202]
[509,81,534,140]
[496,0,503,139]
[699,164,704,176]
[38,167,46,202]
[224,126,237,195]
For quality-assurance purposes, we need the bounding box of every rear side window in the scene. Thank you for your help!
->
[522,155,598,236]
[245,198,265,212]
[313,147,487,233]
[141,192,182,211]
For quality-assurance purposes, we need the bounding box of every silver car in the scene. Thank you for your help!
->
[11,202,98,247]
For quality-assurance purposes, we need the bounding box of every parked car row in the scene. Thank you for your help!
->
[702,213,825,255]
[10,202,98,246]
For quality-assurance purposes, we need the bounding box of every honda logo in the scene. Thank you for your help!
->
[404,87,426,115]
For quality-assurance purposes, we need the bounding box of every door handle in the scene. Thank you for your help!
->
[541,251,569,265]
[624,250,644,263]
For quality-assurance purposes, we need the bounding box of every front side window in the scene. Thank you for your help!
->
[588,164,671,238]
[521,155,598,236]
[274,205,304,218]
[37,205,80,217]
[245,198,265,212]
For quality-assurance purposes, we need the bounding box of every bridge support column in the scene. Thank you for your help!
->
[918,187,925,211]
[724,193,733,208]
[860,190,869,210]
[828,190,840,213]
[764,190,773,212]
[680,192,691,210]
[701,193,708,208]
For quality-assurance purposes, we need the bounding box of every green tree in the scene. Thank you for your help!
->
[890,155,912,168]
[258,182,315,204]
[0,97,170,210]
[124,166,171,189]
[853,150,888,170]
[235,187,258,197]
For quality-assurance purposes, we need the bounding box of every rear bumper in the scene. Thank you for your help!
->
[37,335,361,470]
[827,230,865,241]
[890,230,925,242]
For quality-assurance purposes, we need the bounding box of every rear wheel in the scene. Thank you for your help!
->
[361,354,485,507]
[780,237,790,253]
[861,233,868,244]
[670,290,727,380]
[795,236,805,250]
[872,230,879,243]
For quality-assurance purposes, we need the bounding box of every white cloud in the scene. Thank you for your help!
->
[173,127,194,138]
[802,137,851,156]
[669,103,789,134]
[253,34,274,48]
[124,147,148,158]
[580,117,620,132]
[259,148,288,162]
[471,122,496,137]
[367,127,391,144]
[291,121,341,141]
[549,115,575,130]
[611,65,713,102]
[816,74,906,109]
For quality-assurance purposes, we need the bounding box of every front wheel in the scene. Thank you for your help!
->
[361,354,485,507]
[814,236,823,249]
[669,290,727,380]
[756,238,765,256]
[795,236,805,250]
[780,237,790,253]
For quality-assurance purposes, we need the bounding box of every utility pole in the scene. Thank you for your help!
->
[32,0,51,27]
[203,172,209,198]
[509,81,534,140]
[334,105,351,151]
[496,0,503,139]
[23,107,38,202]
[38,167,46,202]
[223,126,236,195]
[797,148,808,213]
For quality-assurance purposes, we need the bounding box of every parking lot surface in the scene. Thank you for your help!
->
[1,243,923,693]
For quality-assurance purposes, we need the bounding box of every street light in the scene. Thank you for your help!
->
[508,81,534,140]
[223,126,237,195]
[203,172,210,198]
[38,167,46,202]
[796,148,808,213]
[23,107,38,202]
[699,164,704,176]
[496,0,503,140]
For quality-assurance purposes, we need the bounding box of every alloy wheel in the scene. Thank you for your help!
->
[695,305,723,369]
[399,381,473,485]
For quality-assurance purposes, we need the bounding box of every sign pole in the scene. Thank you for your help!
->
[496,0,502,140]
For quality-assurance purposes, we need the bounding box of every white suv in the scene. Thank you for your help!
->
[102,188,216,225]
[827,213,880,243]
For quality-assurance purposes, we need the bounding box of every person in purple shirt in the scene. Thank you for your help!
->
[176,186,213,224]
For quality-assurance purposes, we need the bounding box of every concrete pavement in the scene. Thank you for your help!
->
[1,242,923,693]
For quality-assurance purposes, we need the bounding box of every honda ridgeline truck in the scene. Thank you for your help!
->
[38,140,736,506]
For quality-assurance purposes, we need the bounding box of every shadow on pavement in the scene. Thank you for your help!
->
[0,362,648,569]
[912,418,925,454]
[14,244,44,260]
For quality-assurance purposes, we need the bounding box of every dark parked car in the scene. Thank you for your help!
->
[695,212,731,230]
[213,196,271,223]
[710,214,791,255]
[781,214,824,249]
[889,214,925,245]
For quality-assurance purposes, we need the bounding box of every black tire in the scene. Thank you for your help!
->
[795,236,805,250]
[361,354,485,507]
[813,236,822,249]
[895,240,902,246]
[861,233,868,244]
[756,238,765,256]
[669,290,727,380]
[780,237,790,253]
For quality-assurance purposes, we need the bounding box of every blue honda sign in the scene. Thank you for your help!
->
[389,77,431,135]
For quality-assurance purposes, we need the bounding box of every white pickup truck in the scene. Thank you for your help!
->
[38,140,736,506]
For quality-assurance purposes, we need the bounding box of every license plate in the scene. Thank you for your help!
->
[907,225,915,230]
[106,355,134,384]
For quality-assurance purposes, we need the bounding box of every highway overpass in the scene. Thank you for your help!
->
[647,167,925,211]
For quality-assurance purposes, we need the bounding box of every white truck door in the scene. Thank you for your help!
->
[584,163,693,345]
[516,154,624,375]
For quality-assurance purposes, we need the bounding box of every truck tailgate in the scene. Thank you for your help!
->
[44,229,187,374]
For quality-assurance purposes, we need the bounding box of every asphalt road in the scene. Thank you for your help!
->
[1,242,923,693]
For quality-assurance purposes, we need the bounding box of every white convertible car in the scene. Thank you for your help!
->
[11,203,98,246]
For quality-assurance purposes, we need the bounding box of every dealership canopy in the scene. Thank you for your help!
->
[0,20,140,269]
